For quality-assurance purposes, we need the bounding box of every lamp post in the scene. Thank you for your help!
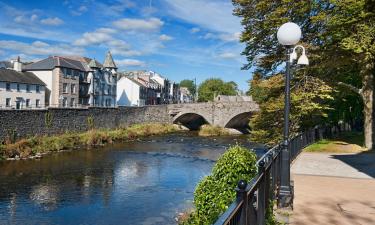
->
[277,22,309,207]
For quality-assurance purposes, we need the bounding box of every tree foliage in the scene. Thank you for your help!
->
[233,0,375,147]
[198,78,237,102]
[249,73,333,145]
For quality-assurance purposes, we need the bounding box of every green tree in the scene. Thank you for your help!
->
[233,0,375,148]
[249,73,333,145]
[198,78,237,102]
[179,79,196,96]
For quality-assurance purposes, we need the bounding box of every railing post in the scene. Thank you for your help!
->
[257,160,266,225]
[236,180,248,225]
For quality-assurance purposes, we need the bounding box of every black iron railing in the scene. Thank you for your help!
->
[214,125,350,225]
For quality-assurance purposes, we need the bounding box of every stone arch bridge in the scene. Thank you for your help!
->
[167,101,259,132]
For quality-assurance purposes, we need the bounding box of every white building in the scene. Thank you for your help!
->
[0,59,46,109]
[116,76,146,106]
[179,87,192,103]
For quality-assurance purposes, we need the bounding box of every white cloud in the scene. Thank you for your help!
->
[0,40,85,56]
[95,0,136,17]
[107,39,143,56]
[116,59,146,67]
[218,52,237,59]
[219,32,241,42]
[162,0,242,34]
[71,5,88,16]
[31,14,38,21]
[201,32,240,42]
[73,29,114,46]
[190,27,200,33]
[113,18,164,31]
[159,34,173,41]
[40,17,64,26]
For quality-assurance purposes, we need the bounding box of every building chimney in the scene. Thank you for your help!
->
[13,56,22,72]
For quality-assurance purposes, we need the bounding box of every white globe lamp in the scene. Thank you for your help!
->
[277,22,302,46]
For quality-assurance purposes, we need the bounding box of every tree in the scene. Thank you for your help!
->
[325,0,375,149]
[180,79,196,96]
[233,0,375,149]
[198,78,237,102]
[249,73,333,145]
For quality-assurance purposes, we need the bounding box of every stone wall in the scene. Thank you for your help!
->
[0,105,171,141]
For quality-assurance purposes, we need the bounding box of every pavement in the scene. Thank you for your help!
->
[290,152,375,225]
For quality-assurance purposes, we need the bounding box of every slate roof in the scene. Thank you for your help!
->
[23,56,88,71]
[0,68,46,85]
[64,56,103,68]
[103,51,117,68]
[0,61,13,69]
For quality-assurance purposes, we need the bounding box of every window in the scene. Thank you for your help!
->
[73,70,79,78]
[108,86,111,95]
[36,99,40,108]
[66,68,72,76]
[26,99,30,107]
[70,98,75,107]
[26,84,30,92]
[6,98,11,107]
[63,83,68,93]
[6,83,11,91]
[71,84,76,94]
[62,98,67,107]
[36,85,40,93]
[17,84,20,92]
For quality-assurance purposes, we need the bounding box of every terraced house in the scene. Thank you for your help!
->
[23,51,117,107]
[0,57,46,109]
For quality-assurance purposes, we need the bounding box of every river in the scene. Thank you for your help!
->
[0,132,264,225]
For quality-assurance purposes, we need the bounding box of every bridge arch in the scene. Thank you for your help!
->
[173,112,210,130]
[224,112,253,133]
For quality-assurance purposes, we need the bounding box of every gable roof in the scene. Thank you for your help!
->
[0,68,46,85]
[23,56,88,71]
[103,51,117,68]
[0,61,13,69]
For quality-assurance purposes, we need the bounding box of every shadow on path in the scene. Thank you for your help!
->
[332,151,375,179]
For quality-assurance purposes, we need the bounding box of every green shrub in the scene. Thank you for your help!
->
[187,145,257,225]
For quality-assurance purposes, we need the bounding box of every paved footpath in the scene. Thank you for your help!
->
[290,152,375,225]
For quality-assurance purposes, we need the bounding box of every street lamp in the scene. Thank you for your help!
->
[277,22,308,207]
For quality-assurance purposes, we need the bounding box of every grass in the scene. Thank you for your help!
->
[0,123,180,160]
[304,131,368,153]
[198,124,230,137]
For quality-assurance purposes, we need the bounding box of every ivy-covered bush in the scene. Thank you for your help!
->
[183,145,257,225]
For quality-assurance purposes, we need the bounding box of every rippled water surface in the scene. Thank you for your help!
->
[0,132,264,225]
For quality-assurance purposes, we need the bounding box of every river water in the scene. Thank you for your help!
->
[0,132,264,225]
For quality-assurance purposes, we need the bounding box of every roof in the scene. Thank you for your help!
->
[0,61,13,69]
[23,56,88,71]
[120,75,145,87]
[64,56,103,68]
[88,59,100,68]
[0,68,46,85]
[103,51,117,68]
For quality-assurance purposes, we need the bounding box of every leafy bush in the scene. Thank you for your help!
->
[184,145,257,225]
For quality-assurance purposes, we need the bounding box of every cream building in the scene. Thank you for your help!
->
[0,58,46,109]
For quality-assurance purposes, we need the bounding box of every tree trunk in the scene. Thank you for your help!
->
[361,65,375,150]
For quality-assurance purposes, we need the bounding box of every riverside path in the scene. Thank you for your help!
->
[290,152,375,225]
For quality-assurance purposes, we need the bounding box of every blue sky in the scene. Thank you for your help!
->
[0,0,253,91]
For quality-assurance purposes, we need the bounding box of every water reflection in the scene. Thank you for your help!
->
[0,133,262,225]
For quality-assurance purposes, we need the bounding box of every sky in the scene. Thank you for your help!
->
[0,0,254,91]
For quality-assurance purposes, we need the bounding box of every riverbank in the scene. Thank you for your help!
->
[303,131,368,153]
[0,123,182,161]
[198,125,230,137]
